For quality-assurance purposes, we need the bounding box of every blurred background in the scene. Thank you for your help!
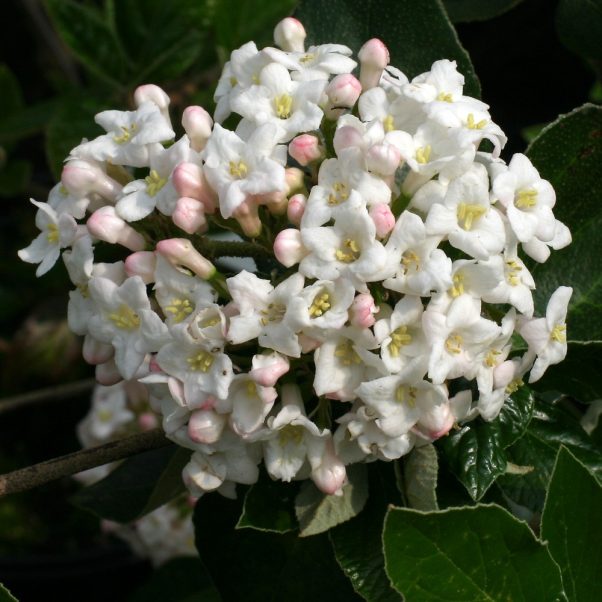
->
[0,0,598,599]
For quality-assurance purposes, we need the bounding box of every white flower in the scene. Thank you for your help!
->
[224,374,277,437]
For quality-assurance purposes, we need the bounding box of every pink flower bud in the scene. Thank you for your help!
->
[349,293,378,328]
[61,159,122,202]
[289,134,324,166]
[273,228,307,267]
[325,74,362,118]
[138,411,159,431]
[358,38,390,90]
[299,333,321,353]
[172,162,217,213]
[260,190,288,216]
[82,335,114,365]
[366,143,401,176]
[155,238,215,279]
[233,200,262,238]
[188,409,227,444]
[87,206,146,251]
[285,167,305,195]
[182,106,213,152]
[310,439,347,495]
[274,17,306,52]
[172,197,208,234]
[369,203,396,238]
[250,352,291,387]
[287,193,306,225]
[415,402,455,441]
[333,125,364,156]
[134,84,171,123]
[124,251,156,283]
[493,360,518,389]
[95,359,122,386]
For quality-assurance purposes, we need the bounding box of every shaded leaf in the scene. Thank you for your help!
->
[556,0,602,61]
[0,65,22,117]
[443,0,524,22]
[0,583,17,602]
[295,463,368,537]
[0,100,57,145]
[542,447,602,602]
[72,445,191,523]
[383,504,565,601]
[401,444,439,511]
[295,0,480,97]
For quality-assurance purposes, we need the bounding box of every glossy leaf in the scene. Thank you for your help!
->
[438,387,534,500]
[443,0,524,22]
[295,0,480,97]
[383,504,565,601]
[0,584,17,602]
[72,444,191,523]
[542,447,602,602]
[556,0,602,61]
[295,463,368,537]
[400,444,439,511]
[236,468,298,533]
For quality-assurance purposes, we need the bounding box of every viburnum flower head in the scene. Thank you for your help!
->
[18,18,573,502]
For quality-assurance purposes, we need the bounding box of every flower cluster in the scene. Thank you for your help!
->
[19,18,572,498]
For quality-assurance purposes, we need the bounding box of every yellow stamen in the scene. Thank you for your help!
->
[457,202,487,230]
[97,409,113,423]
[108,305,140,330]
[229,160,248,179]
[246,381,258,398]
[299,53,315,64]
[77,283,89,298]
[309,291,331,317]
[485,349,501,368]
[416,145,431,164]
[388,326,412,358]
[450,272,465,297]
[278,425,305,445]
[505,378,524,394]
[113,123,137,144]
[515,188,538,209]
[187,350,215,373]
[401,251,420,274]
[145,169,167,197]
[47,223,59,244]
[327,181,350,206]
[437,92,453,102]
[164,298,194,323]
[274,94,293,119]
[551,324,566,343]
[383,114,395,133]
[395,385,417,407]
[260,302,286,326]
[445,333,463,354]
[335,238,360,263]
[506,260,522,286]
[335,340,361,366]
[200,315,221,328]
[466,113,487,130]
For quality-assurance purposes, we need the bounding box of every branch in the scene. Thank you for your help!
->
[0,428,170,497]
[195,236,272,261]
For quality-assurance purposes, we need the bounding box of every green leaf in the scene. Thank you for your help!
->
[498,397,602,513]
[236,468,298,533]
[0,65,22,117]
[72,445,191,523]
[0,160,32,197]
[526,105,602,350]
[127,557,221,602]
[542,447,602,602]
[330,464,402,602]
[295,463,368,537]
[443,0,524,22]
[0,100,57,145]
[556,0,602,61]
[295,0,480,97]
[383,504,565,602]
[438,387,534,500]
[400,444,439,511]
[0,583,18,602]
[194,492,362,601]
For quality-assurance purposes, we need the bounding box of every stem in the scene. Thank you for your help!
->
[195,237,272,260]
[0,428,170,497]
[0,378,97,415]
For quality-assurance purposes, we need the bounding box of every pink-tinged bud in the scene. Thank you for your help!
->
[366,143,401,176]
[260,190,288,216]
[250,352,291,387]
[149,355,162,373]
[134,84,171,123]
[358,38,389,90]
[188,409,227,444]
[369,203,396,238]
[493,360,518,389]
[124,251,156,284]
[285,167,305,195]
[299,333,321,353]
[155,238,215,279]
[349,293,378,328]
[87,206,146,251]
[415,402,455,441]
[310,439,347,495]
[287,193,306,225]
[333,125,364,156]
[172,197,208,234]
[82,335,114,365]
[273,228,307,267]
[182,106,213,152]
[289,134,324,166]
[95,359,122,386]
[325,74,362,118]
[172,162,217,213]
[233,200,262,238]
[138,411,159,431]
[274,17,306,52]
[61,159,122,202]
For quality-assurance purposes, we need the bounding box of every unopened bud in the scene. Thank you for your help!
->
[285,167,305,195]
[124,251,156,283]
[369,203,396,238]
[493,359,518,389]
[138,411,159,431]
[349,293,378,328]
[325,74,362,118]
[172,197,208,234]
[233,200,262,238]
[273,228,308,267]
[172,162,217,213]
[155,238,215,279]
[415,402,455,441]
[333,125,364,156]
[87,206,146,251]
[310,438,347,495]
[188,409,227,444]
[95,359,122,386]
[250,352,291,387]
[287,193,306,225]
[134,84,171,124]
[82,335,114,365]
[274,17,306,52]
[366,143,401,176]
[182,106,213,152]
[62,159,122,202]
[358,38,389,90]
[289,134,324,166]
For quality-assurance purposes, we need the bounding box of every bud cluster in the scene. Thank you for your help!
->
[19,18,572,498]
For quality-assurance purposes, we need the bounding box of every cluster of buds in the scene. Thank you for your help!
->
[19,18,572,498]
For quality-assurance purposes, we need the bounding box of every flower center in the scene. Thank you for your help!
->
[551,324,566,343]
[457,202,486,230]
[229,160,248,179]
[388,326,412,357]
[445,333,463,354]
[187,350,215,372]
[164,297,194,323]
[278,424,305,445]
[335,340,361,366]
[113,123,137,144]
[309,291,331,317]
[450,272,465,297]
[145,169,167,197]
[328,181,350,205]
[260,302,287,325]
[299,53,315,64]
[246,381,259,398]
[108,304,140,330]
[401,250,420,273]
[335,238,361,263]
[395,385,417,407]
[515,188,538,209]
[416,145,431,164]
[484,349,501,368]
[466,113,487,130]
[383,114,395,133]
[506,378,524,394]
[506,260,522,286]
[47,223,59,243]
[437,92,453,102]
[97,408,113,423]
[274,94,293,119]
